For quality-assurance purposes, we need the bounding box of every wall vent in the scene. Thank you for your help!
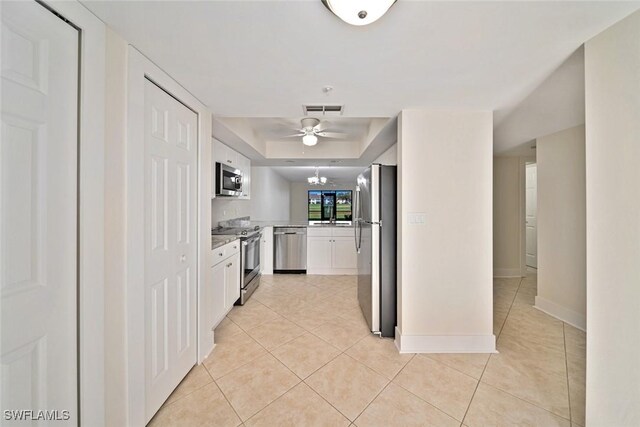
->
[303,105,344,116]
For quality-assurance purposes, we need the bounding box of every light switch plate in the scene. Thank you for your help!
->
[408,213,426,225]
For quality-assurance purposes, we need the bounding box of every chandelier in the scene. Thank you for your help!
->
[308,167,328,185]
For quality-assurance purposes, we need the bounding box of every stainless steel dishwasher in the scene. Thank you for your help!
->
[273,227,307,273]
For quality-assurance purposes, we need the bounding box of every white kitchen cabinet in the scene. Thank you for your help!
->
[260,226,274,274]
[207,240,241,340]
[307,227,357,274]
[307,236,333,271]
[237,155,251,199]
[224,252,241,308]
[213,138,237,166]
[210,260,227,328]
[332,236,357,270]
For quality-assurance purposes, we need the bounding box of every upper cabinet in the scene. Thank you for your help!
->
[213,138,237,166]
[236,156,251,199]
[212,138,251,199]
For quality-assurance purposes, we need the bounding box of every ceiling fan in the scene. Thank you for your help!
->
[284,118,346,146]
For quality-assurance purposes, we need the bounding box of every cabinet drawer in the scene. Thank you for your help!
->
[225,240,241,257]
[212,239,241,266]
[307,227,332,237]
[332,227,355,237]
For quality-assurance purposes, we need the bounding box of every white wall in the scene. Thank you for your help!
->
[493,157,522,277]
[396,110,494,353]
[290,181,357,222]
[103,28,128,426]
[375,143,397,165]
[585,10,640,426]
[535,125,586,330]
[211,198,251,226]
[249,167,291,221]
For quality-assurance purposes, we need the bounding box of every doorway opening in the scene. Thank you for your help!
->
[525,162,537,271]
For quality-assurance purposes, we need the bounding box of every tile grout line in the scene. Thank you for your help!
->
[231,280,364,424]
[460,276,523,425]
[562,322,573,425]
[293,333,376,422]
[470,275,575,423]
[158,367,216,410]
[349,352,417,424]
[210,377,244,426]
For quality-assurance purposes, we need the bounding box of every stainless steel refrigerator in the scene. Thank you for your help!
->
[354,164,397,337]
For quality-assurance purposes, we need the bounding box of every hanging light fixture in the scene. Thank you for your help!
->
[302,133,318,146]
[322,0,396,26]
[308,167,328,185]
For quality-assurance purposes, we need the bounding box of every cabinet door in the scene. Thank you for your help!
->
[211,261,226,326]
[261,227,273,274]
[225,253,241,308]
[214,139,235,166]
[332,236,358,270]
[241,157,251,199]
[307,237,332,270]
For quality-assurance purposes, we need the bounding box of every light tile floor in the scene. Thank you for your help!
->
[148,273,586,427]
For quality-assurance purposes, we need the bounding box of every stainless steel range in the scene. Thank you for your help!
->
[211,225,261,305]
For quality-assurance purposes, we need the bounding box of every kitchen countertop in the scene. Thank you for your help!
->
[211,235,239,250]
[250,221,353,228]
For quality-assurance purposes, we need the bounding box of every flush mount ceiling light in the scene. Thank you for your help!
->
[321,0,396,26]
[308,168,328,185]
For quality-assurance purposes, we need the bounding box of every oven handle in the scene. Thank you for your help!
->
[242,235,261,246]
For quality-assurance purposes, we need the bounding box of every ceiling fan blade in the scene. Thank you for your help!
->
[282,133,305,138]
[314,121,333,132]
[316,131,347,139]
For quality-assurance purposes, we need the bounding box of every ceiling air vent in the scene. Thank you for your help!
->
[303,105,344,116]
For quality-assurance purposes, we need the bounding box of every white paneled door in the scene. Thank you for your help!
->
[1,1,79,424]
[525,163,538,268]
[144,79,198,421]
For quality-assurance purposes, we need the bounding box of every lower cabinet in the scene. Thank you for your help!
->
[307,227,357,274]
[208,241,241,335]
[307,236,333,271]
[332,236,358,270]
[260,226,273,275]
[224,253,240,308]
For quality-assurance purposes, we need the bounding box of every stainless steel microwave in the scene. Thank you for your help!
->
[216,162,243,196]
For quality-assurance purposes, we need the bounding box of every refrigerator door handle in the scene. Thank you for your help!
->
[354,187,362,252]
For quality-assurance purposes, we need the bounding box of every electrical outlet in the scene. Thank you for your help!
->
[222,210,226,217]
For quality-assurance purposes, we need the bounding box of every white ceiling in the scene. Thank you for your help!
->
[270,166,365,183]
[494,47,585,154]
[83,1,638,119]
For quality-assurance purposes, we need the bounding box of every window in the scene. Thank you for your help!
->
[308,190,352,223]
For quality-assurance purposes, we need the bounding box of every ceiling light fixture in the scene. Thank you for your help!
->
[322,0,396,26]
[302,133,318,146]
[308,168,328,185]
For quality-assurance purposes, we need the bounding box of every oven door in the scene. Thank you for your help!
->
[242,234,261,287]
[216,162,243,196]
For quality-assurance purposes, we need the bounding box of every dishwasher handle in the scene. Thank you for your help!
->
[274,231,305,235]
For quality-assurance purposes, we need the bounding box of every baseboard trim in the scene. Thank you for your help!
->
[307,268,357,275]
[395,327,497,353]
[534,296,586,331]
[493,268,523,278]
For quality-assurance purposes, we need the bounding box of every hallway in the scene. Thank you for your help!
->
[148,273,585,426]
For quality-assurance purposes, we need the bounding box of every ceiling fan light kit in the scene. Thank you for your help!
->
[322,0,396,26]
[302,133,318,146]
